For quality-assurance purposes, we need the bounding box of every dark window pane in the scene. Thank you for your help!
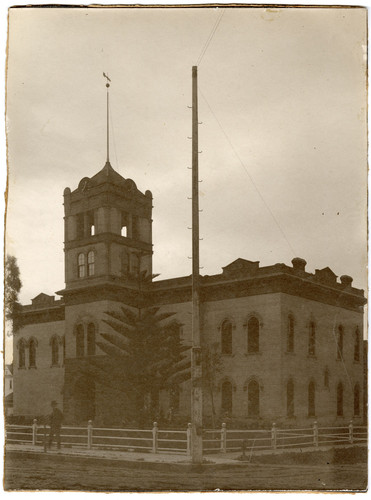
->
[87,323,96,356]
[29,339,36,368]
[248,380,259,417]
[221,320,232,355]
[248,317,259,353]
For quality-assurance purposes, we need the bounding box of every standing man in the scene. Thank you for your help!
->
[48,400,63,450]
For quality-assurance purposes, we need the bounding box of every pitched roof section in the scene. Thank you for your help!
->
[314,267,338,285]
[222,258,260,277]
[88,161,126,188]
[31,293,56,307]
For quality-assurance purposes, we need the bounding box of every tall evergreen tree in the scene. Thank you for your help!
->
[96,306,190,419]
[85,266,191,423]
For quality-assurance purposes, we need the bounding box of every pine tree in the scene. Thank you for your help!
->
[95,306,190,420]
[85,267,191,423]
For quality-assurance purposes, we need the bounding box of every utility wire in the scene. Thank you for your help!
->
[200,88,296,256]
[196,9,226,67]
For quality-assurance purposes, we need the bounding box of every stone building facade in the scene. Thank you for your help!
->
[13,161,366,427]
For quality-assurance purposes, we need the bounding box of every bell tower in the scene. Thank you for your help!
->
[63,164,153,290]
[62,76,153,291]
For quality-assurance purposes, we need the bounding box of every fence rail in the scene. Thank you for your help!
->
[5,419,367,456]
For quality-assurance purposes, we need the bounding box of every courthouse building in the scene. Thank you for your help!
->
[13,159,366,427]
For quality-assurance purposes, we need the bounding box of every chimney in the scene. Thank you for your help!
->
[340,275,353,287]
[291,257,307,272]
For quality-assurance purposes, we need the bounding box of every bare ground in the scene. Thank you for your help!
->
[4,446,367,492]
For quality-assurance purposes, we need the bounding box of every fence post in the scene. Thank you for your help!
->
[32,419,37,445]
[221,423,227,453]
[152,422,158,453]
[313,421,318,447]
[271,423,277,451]
[187,423,192,456]
[87,420,93,450]
[349,420,354,444]
[220,424,227,453]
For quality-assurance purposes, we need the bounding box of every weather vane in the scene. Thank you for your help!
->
[103,72,111,88]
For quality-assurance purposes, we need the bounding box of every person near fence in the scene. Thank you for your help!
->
[48,400,63,449]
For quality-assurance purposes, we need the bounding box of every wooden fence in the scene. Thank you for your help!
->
[6,420,367,456]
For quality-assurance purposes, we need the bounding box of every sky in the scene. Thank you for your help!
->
[5,5,367,339]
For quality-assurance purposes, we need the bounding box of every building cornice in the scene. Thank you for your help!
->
[55,268,365,312]
[64,233,153,252]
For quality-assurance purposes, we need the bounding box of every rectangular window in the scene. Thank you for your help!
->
[88,251,95,276]
[78,253,86,278]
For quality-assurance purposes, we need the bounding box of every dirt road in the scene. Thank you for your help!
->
[4,451,367,491]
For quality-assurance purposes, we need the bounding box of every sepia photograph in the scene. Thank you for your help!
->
[3,3,368,492]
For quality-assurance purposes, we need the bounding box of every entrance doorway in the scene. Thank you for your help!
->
[73,377,95,423]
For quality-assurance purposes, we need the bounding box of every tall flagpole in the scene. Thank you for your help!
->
[191,65,203,463]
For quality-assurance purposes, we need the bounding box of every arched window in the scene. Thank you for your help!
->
[121,226,127,237]
[337,325,344,360]
[287,315,294,353]
[78,253,85,278]
[337,382,344,416]
[354,383,360,416]
[18,339,26,368]
[324,367,330,388]
[308,380,315,417]
[248,380,260,417]
[308,322,316,356]
[221,381,233,415]
[221,320,232,355]
[247,317,259,353]
[76,324,84,357]
[51,336,59,366]
[88,251,95,276]
[29,339,37,368]
[87,323,96,356]
[287,379,294,417]
[354,327,360,362]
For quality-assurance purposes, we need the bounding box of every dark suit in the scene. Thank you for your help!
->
[48,407,63,449]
